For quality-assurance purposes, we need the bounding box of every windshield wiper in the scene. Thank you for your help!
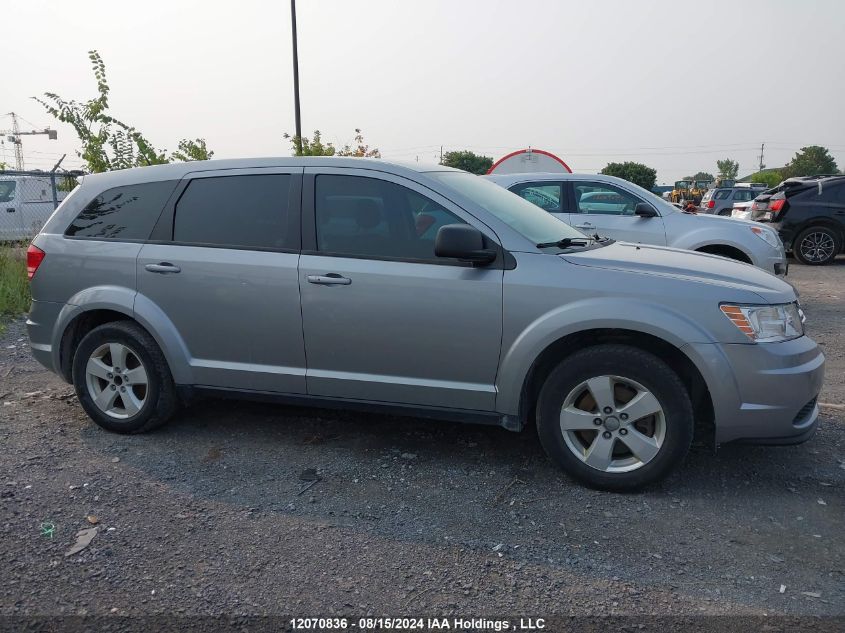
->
[536,237,594,249]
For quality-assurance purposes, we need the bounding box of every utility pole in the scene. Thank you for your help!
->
[758,142,765,172]
[439,145,443,164]
[290,0,303,155]
[2,112,58,170]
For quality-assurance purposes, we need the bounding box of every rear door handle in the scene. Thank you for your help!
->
[307,273,351,286]
[144,262,181,274]
[5,208,14,213]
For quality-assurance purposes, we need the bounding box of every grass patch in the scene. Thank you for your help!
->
[0,243,30,332]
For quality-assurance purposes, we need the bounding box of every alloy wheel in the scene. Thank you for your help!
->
[85,342,149,419]
[559,375,666,473]
[799,231,836,263]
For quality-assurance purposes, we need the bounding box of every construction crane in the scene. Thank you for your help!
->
[1,112,58,170]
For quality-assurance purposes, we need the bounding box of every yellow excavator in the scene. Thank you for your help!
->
[670,180,692,204]
[689,180,713,204]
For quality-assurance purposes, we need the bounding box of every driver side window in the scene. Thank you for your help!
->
[574,183,642,216]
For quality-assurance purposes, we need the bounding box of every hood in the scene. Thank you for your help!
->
[675,210,760,227]
[561,242,795,303]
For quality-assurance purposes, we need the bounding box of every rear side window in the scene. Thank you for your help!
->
[732,190,755,201]
[66,181,177,240]
[173,175,291,249]
[714,190,732,200]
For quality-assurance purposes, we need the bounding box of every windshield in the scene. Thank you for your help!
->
[429,172,586,245]
[0,180,16,203]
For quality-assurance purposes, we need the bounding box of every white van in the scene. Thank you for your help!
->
[0,175,69,241]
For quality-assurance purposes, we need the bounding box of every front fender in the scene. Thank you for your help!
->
[668,222,759,262]
[495,297,716,416]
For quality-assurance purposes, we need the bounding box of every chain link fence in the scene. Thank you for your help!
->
[0,169,84,242]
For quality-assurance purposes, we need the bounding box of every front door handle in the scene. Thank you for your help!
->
[144,262,181,274]
[5,208,14,213]
[575,223,594,229]
[307,273,351,286]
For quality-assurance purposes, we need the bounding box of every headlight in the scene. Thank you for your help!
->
[750,226,781,249]
[720,303,804,342]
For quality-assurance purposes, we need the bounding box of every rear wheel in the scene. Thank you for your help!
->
[72,321,177,433]
[536,344,694,491]
[793,226,840,265]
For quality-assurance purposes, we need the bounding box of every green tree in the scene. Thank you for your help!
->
[716,159,739,180]
[169,138,214,162]
[283,130,336,156]
[284,128,380,158]
[33,51,213,173]
[751,171,782,188]
[440,150,493,175]
[780,146,838,179]
[600,161,657,190]
[337,129,380,158]
[690,171,715,182]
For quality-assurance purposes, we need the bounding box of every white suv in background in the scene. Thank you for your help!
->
[485,172,787,276]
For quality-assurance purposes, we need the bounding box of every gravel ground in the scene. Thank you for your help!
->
[1,259,843,622]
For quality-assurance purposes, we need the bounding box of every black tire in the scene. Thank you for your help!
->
[72,321,177,434]
[793,226,840,265]
[536,344,693,492]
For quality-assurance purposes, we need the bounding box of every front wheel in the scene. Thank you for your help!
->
[72,321,178,434]
[793,226,840,265]
[536,344,694,491]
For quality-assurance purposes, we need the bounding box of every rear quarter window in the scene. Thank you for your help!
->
[66,181,177,240]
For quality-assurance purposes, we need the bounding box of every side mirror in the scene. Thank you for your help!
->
[434,224,497,265]
[634,203,657,218]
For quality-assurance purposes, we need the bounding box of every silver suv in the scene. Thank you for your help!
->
[486,173,787,276]
[26,158,824,490]
[700,184,768,216]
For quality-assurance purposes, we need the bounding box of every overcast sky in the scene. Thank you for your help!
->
[3,0,844,183]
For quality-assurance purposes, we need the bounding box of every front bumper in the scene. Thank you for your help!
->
[755,243,788,276]
[684,336,825,444]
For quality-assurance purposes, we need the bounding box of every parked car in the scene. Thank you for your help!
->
[0,174,69,241]
[699,184,767,216]
[26,158,823,491]
[731,200,753,221]
[485,172,787,276]
[750,175,845,265]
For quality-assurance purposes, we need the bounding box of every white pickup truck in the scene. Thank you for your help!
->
[0,175,69,241]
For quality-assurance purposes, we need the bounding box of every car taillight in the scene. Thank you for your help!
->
[769,198,786,213]
[26,244,45,280]
[706,200,715,208]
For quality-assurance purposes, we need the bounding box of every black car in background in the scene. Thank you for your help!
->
[751,175,845,265]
